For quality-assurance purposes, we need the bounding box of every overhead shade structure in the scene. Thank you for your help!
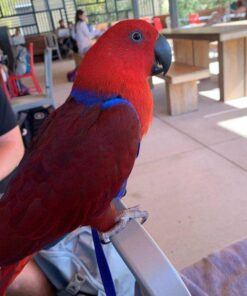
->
[169,0,179,28]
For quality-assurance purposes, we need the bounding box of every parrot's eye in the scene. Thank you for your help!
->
[130,31,143,43]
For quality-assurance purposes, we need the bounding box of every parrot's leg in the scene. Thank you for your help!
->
[100,206,148,243]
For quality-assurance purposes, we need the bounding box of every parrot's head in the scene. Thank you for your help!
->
[73,19,171,135]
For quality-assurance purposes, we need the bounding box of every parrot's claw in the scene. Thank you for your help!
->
[100,206,148,243]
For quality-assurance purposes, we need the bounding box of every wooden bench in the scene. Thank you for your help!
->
[157,62,210,115]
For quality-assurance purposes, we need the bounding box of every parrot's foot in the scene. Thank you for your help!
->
[100,206,148,243]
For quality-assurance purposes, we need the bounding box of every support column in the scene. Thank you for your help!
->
[132,0,140,19]
[168,0,179,28]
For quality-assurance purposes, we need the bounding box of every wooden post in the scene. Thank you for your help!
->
[166,81,198,115]
[218,38,245,101]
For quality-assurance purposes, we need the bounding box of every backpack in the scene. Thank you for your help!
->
[18,105,55,149]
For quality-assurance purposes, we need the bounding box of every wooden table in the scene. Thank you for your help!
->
[161,21,247,101]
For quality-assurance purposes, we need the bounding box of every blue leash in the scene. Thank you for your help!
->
[92,228,117,296]
[91,182,129,296]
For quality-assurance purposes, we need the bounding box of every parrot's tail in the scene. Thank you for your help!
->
[0,256,31,296]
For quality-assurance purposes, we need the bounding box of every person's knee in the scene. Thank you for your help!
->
[6,279,23,296]
[6,260,56,296]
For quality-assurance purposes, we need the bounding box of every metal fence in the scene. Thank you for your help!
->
[0,0,155,36]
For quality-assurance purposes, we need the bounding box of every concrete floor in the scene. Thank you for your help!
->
[35,58,247,271]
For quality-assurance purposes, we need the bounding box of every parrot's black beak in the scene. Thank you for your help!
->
[151,34,172,76]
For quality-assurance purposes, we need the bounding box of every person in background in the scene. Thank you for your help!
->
[57,19,76,57]
[74,10,93,55]
[67,10,98,81]
[230,0,247,15]
[74,10,103,55]
[67,21,78,53]
[0,48,9,88]
[0,88,24,193]
[206,1,247,25]
[9,28,30,96]
[68,21,75,38]
[58,19,66,30]
[67,9,105,81]
[12,28,21,38]
[11,28,25,46]
[13,44,30,96]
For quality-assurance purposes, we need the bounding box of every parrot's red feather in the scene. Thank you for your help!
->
[74,19,159,136]
[0,19,161,294]
[0,98,140,267]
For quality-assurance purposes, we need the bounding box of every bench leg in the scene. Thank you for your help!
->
[166,81,198,115]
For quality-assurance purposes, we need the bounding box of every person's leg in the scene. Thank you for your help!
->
[6,259,56,296]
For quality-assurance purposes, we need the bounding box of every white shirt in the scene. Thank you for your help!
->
[75,21,93,55]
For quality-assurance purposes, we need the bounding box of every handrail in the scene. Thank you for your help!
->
[111,199,191,296]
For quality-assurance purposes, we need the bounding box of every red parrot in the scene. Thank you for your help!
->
[0,19,171,295]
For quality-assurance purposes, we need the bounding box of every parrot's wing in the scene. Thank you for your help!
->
[0,97,141,266]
